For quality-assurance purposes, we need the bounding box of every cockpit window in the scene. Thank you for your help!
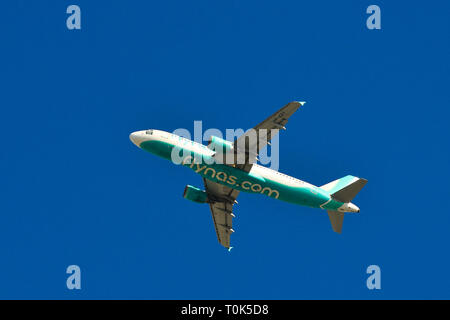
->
[146,130,153,135]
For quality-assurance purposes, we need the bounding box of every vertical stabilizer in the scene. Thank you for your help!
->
[321,176,368,233]
[321,176,368,203]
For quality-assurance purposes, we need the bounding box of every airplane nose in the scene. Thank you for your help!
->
[129,131,147,147]
[129,132,139,146]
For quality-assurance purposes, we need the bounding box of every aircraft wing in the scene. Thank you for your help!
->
[203,178,240,249]
[233,101,304,172]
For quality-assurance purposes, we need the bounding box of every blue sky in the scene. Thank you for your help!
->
[0,1,449,299]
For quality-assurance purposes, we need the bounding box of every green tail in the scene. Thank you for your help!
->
[320,175,368,233]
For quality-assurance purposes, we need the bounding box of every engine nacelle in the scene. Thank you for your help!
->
[183,185,208,203]
[208,136,234,154]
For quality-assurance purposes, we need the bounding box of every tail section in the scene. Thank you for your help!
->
[321,175,368,203]
[321,175,368,233]
[327,210,345,233]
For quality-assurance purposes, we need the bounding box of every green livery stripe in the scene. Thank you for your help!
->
[140,140,346,210]
[140,140,174,160]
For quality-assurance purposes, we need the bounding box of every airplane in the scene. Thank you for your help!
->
[130,101,367,250]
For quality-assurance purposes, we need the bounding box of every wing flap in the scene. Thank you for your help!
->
[234,101,304,172]
[203,178,239,248]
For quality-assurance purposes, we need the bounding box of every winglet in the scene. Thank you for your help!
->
[298,101,306,106]
[228,247,233,252]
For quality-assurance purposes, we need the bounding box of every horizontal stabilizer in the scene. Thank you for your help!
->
[327,210,345,233]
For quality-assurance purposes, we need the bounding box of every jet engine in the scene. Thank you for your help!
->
[207,136,234,153]
[183,185,208,203]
